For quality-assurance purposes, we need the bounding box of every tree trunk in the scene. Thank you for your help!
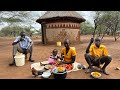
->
[101,25,111,40]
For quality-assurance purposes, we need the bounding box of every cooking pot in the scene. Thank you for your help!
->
[52,68,67,79]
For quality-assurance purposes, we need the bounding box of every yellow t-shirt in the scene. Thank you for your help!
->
[61,47,77,63]
[89,44,108,58]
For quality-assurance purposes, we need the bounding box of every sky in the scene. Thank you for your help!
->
[32,11,95,30]
[0,11,95,30]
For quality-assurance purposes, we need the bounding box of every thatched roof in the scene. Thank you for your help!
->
[36,11,86,23]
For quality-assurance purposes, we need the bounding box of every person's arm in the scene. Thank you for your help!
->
[59,54,63,60]
[60,48,64,60]
[62,56,76,64]
[71,56,76,63]
[12,37,22,45]
[57,56,61,60]
[86,38,94,53]
[29,41,33,46]
[27,36,33,46]
[12,41,20,45]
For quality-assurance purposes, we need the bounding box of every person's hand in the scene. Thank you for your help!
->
[90,38,94,44]
[20,37,24,41]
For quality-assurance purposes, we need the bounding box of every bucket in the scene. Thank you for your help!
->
[71,47,75,51]
[14,54,25,66]
[57,42,61,46]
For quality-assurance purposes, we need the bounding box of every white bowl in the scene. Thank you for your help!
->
[44,65,52,70]
[91,72,101,79]
[41,61,49,65]
[31,62,45,71]
[41,72,51,78]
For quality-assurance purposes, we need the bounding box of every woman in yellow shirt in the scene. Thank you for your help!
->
[60,39,77,70]
[84,37,112,75]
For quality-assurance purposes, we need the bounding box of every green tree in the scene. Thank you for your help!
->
[0,25,37,37]
[0,11,31,26]
[81,22,94,35]
[0,26,24,37]
[93,11,120,41]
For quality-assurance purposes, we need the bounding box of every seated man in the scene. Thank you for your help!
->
[60,39,77,70]
[84,37,112,75]
[9,31,34,66]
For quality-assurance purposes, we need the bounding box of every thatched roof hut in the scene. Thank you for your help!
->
[36,11,86,44]
[36,11,85,23]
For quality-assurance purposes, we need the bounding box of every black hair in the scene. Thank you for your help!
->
[20,31,25,34]
[64,39,70,44]
[95,37,101,42]
[52,49,58,53]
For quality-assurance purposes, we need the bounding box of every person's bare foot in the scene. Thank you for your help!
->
[9,62,15,66]
[29,59,35,62]
[101,69,109,75]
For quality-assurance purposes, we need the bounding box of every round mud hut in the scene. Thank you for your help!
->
[36,11,86,45]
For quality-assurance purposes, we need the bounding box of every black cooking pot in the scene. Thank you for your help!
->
[52,69,67,79]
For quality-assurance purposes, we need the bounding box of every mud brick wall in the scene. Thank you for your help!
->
[45,22,81,44]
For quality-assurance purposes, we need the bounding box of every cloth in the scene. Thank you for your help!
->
[89,44,108,58]
[59,64,73,71]
[67,62,82,73]
[48,55,60,64]
[48,57,55,64]
[89,55,111,66]
[13,43,32,56]
[52,61,81,73]
[61,47,77,63]
[14,36,32,49]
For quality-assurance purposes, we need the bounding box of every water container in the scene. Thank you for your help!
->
[57,42,61,46]
[14,53,25,66]
[71,47,75,51]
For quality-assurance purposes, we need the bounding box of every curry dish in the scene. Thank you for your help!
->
[57,67,65,72]
[92,72,101,77]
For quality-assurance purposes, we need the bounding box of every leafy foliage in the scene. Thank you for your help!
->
[93,11,120,41]
[0,26,36,37]
[80,22,94,35]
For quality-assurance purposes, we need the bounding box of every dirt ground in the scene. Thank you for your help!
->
[0,35,120,79]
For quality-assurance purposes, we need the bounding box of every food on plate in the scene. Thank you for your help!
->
[92,72,100,76]
[34,66,45,71]
[59,64,73,71]
[31,62,45,71]
[41,61,49,65]
[57,67,66,72]
[91,72,101,78]
[44,65,52,70]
